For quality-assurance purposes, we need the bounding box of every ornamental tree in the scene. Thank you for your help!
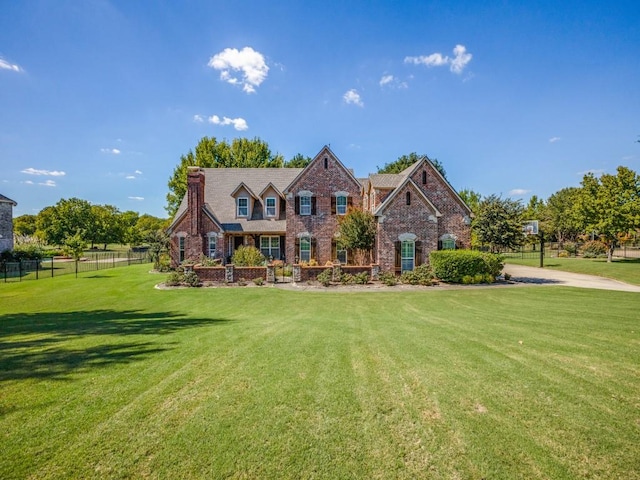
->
[336,208,377,265]
[473,194,524,253]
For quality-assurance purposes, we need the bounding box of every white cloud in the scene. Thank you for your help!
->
[23,180,34,185]
[405,44,472,74]
[208,115,248,131]
[125,175,136,180]
[0,58,23,73]
[509,188,530,196]
[128,196,144,201]
[21,168,66,176]
[380,75,394,86]
[208,47,269,94]
[193,114,204,123]
[101,148,121,155]
[343,89,364,107]
[549,137,561,143]
[134,170,143,175]
[39,180,56,187]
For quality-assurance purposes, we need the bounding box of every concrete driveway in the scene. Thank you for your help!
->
[503,264,640,293]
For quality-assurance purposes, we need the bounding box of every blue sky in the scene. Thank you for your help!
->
[1,0,639,219]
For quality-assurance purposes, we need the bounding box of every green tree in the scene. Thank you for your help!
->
[458,189,482,212]
[63,231,87,260]
[13,214,38,236]
[577,166,640,262]
[284,153,312,168]
[36,198,94,246]
[336,208,377,265]
[377,152,447,179]
[546,187,583,245]
[166,136,285,216]
[88,204,123,249]
[473,194,524,253]
[147,229,169,271]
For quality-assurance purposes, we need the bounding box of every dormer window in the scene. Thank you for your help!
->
[265,197,276,217]
[237,197,249,217]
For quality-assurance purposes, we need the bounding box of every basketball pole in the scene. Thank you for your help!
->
[539,230,544,268]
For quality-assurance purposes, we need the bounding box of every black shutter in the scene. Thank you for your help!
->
[347,196,353,208]
[295,196,300,214]
[295,238,300,262]
[311,196,317,215]
[415,241,423,266]
[438,240,443,250]
[394,241,401,270]
[331,240,337,261]
[311,238,317,260]
[331,196,336,214]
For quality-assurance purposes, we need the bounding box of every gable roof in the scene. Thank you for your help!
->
[284,145,362,193]
[373,178,442,217]
[372,157,472,216]
[0,194,17,206]
[169,168,303,234]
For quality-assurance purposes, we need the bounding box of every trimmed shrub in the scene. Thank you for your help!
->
[165,271,183,286]
[232,246,265,266]
[400,264,434,286]
[339,272,354,285]
[564,242,578,256]
[430,250,504,283]
[353,272,370,285]
[580,240,608,258]
[317,268,332,287]
[379,271,397,286]
[183,270,201,287]
[253,277,264,286]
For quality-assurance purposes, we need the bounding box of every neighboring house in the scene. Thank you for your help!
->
[0,194,17,253]
[167,146,472,273]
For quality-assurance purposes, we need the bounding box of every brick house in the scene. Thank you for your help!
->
[167,146,472,273]
[0,193,17,253]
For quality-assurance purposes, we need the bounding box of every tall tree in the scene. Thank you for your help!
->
[458,189,482,212]
[36,198,93,246]
[577,166,640,262]
[13,214,38,236]
[473,194,524,253]
[546,187,583,245]
[166,136,284,216]
[88,205,123,249]
[336,208,377,265]
[377,152,447,179]
[284,153,312,168]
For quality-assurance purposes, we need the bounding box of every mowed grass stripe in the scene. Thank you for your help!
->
[1,265,639,479]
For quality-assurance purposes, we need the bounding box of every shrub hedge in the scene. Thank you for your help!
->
[429,250,503,283]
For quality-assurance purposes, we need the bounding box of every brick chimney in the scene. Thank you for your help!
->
[186,167,205,257]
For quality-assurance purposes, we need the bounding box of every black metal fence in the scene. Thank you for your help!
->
[1,251,151,283]
[500,244,640,260]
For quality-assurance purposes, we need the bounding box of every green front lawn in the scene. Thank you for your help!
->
[504,256,640,285]
[1,265,638,479]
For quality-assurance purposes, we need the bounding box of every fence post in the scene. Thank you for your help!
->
[3,262,6,283]
[128,250,131,266]
[51,257,54,277]
[36,259,39,280]
[75,259,78,278]
[113,253,115,268]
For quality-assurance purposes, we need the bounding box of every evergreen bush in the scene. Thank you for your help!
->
[429,250,503,283]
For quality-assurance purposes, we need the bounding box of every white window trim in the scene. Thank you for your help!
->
[265,197,277,217]
[299,236,311,262]
[260,235,280,259]
[300,195,312,216]
[207,233,218,258]
[336,248,347,265]
[401,239,415,273]
[237,197,249,217]
[336,195,348,215]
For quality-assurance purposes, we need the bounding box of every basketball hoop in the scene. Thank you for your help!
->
[523,220,539,235]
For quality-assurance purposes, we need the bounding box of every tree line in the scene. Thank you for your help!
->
[460,166,640,262]
[13,198,168,250]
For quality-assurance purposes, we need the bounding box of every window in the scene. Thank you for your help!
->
[336,195,347,215]
[237,197,249,217]
[401,240,414,273]
[406,192,411,205]
[336,248,347,264]
[300,195,311,215]
[422,170,427,185]
[442,238,455,250]
[260,236,280,260]
[208,235,217,258]
[324,157,328,169]
[299,236,311,262]
[265,197,276,217]
[179,237,185,263]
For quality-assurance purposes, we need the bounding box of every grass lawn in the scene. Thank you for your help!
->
[1,265,639,479]
[504,256,640,286]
